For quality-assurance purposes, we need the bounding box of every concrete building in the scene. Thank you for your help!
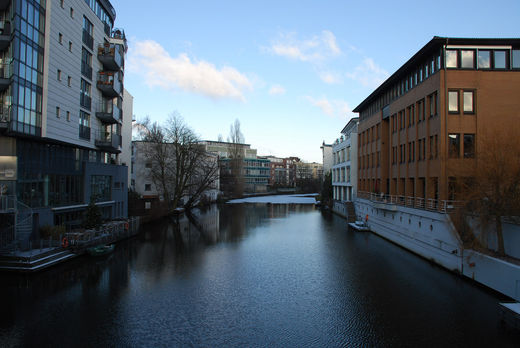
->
[320,142,333,175]
[0,0,130,249]
[332,117,358,202]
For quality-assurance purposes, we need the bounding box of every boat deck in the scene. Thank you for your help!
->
[499,302,520,330]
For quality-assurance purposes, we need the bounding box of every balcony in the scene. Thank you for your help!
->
[0,104,11,130]
[97,43,124,71]
[96,71,122,97]
[96,99,122,124]
[95,131,121,153]
[0,62,12,92]
[0,20,11,50]
[79,125,91,141]
[81,61,93,80]
[82,29,93,50]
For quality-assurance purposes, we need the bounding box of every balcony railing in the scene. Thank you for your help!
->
[97,43,124,71]
[95,131,121,153]
[80,93,91,110]
[96,101,121,124]
[79,124,91,140]
[0,20,11,50]
[97,71,123,97]
[357,191,464,213]
[82,29,93,50]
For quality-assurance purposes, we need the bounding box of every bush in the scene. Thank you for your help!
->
[40,225,66,239]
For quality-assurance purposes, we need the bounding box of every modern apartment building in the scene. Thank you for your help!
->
[354,37,520,206]
[0,0,130,248]
[199,140,270,194]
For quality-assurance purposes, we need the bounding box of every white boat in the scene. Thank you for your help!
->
[348,220,370,232]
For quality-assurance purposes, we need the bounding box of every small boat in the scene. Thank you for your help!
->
[348,220,370,232]
[87,244,115,256]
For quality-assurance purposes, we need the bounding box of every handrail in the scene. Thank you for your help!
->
[357,191,464,213]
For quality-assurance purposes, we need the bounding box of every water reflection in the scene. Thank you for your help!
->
[0,203,518,347]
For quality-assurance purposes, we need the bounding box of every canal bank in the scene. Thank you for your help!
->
[0,217,141,273]
[354,195,520,302]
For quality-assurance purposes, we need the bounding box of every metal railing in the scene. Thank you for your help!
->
[357,191,464,213]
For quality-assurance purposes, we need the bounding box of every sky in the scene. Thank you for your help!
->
[111,0,520,163]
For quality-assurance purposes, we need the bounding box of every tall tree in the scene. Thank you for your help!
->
[227,119,245,197]
[136,113,219,210]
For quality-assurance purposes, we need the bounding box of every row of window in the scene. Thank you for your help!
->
[360,151,381,169]
[360,51,442,120]
[332,166,351,183]
[448,133,475,159]
[391,135,439,164]
[333,146,351,164]
[446,48,520,70]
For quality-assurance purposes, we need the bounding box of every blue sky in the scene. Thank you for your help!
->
[112,0,519,163]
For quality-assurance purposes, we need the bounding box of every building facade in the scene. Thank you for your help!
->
[332,117,358,202]
[0,0,130,248]
[354,37,520,205]
[260,155,298,189]
[320,142,333,175]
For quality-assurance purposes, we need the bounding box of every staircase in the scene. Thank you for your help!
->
[345,201,356,223]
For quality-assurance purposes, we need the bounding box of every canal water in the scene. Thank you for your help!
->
[0,201,518,347]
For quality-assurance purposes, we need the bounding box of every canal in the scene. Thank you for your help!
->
[0,200,518,347]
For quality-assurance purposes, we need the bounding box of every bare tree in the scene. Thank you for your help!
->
[456,130,520,256]
[226,119,245,197]
[136,113,219,211]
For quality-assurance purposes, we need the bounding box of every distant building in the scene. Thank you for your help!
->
[320,142,333,175]
[331,118,358,218]
[198,141,270,194]
[259,155,298,189]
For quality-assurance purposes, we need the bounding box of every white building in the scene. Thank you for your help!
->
[331,118,358,217]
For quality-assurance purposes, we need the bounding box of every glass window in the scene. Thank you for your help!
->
[494,50,507,69]
[464,134,475,158]
[448,91,459,113]
[446,50,458,68]
[448,134,460,158]
[463,91,474,113]
[478,50,490,69]
[461,50,474,68]
[512,50,520,69]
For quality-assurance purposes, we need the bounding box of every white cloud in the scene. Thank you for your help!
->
[305,96,352,118]
[128,40,253,101]
[346,58,389,88]
[319,71,343,84]
[268,30,341,63]
[268,85,286,95]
